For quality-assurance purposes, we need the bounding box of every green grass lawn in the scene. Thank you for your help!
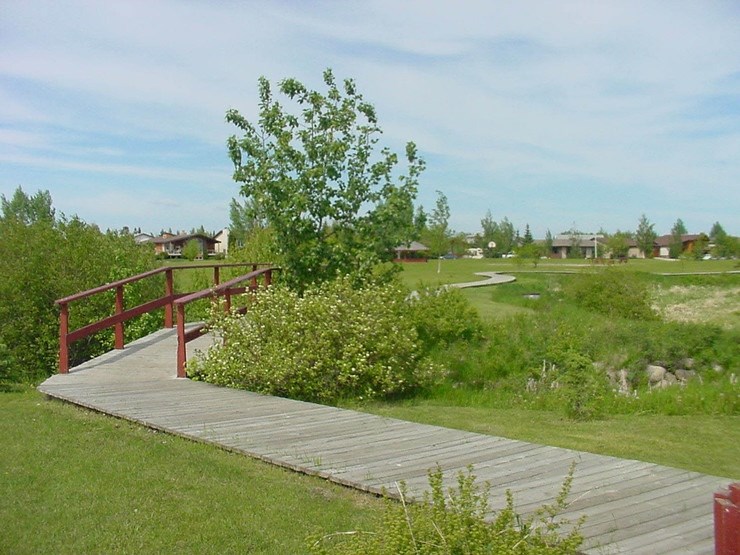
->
[397,257,738,289]
[1,389,382,554]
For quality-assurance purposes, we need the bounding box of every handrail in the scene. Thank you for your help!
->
[55,262,275,374]
[173,267,278,377]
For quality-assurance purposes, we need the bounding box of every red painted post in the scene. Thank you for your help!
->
[224,290,232,312]
[164,268,174,328]
[251,264,258,290]
[265,269,272,287]
[59,303,69,373]
[176,303,187,378]
[114,285,124,349]
[714,482,740,555]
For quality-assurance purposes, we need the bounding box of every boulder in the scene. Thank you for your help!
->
[675,369,697,382]
[664,372,677,385]
[682,358,695,369]
[646,364,666,384]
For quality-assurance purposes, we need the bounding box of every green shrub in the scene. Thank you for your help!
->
[561,269,656,320]
[189,277,441,403]
[308,464,584,554]
[0,202,161,383]
[182,239,201,260]
[409,286,483,351]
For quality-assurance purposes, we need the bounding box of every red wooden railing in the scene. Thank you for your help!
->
[55,263,277,377]
[715,482,740,555]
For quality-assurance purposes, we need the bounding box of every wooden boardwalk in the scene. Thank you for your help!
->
[38,329,733,554]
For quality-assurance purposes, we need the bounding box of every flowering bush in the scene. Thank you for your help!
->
[189,277,442,403]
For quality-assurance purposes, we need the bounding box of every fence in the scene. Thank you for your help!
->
[55,263,277,377]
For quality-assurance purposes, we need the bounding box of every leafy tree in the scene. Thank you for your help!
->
[516,242,543,267]
[606,231,631,259]
[708,221,739,258]
[493,217,516,256]
[523,223,534,245]
[669,218,687,258]
[1,186,55,224]
[635,214,657,258]
[544,229,554,257]
[480,209,498,256]
[710,221,726,242]
[0,190,160,385]
[182,239,201,260]
[412,205,427,240]
[691,233,710,260]
[566,227,582,259]
[226,69,424,290]
[424,190,451,257]
[228,196,269,249]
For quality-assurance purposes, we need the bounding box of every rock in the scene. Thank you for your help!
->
[617,369,631,395]
[713,363,724,373]
[682,358,695,369]
[675,369,697,382]
[646,364,666,384]
[664,372,677,385]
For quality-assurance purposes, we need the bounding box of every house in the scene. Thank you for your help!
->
[148,233,220,258]
[394,241,429,262]
[653,234,701,258]
[549,234,606,259]
[214,228,229,256]
[134,232,154,244]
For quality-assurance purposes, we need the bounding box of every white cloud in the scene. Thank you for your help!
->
[1,0,738,236]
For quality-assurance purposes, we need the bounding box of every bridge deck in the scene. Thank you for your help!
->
[39,328,731,554]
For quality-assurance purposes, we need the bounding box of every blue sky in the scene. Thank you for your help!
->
[1,0,738,237]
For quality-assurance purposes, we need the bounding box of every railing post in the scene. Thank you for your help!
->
[251,264,258,290]
[164,268,174,328]
[265,269,272,287]
[59,303,69,374]
[114,285,124,349]
[176,303,187,378]
[224,290,232,312]
[715,483,740,555]
[213,266,220,286]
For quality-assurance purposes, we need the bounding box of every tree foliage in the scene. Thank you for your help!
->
[479,211,516,257]
[226,69,425,290]
[669,218,687,259]
[423,190,451,257]
[0,189,160,385]
[606,231,631,259]
[635,214,657,258]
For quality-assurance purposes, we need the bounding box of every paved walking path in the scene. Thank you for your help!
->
[39,329,732,554]
[449,271,516,288]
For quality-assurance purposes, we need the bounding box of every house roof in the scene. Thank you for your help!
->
[654,234,701,247]
[551,235,605,248]
[151,233,220,245]
[395,241,429,252]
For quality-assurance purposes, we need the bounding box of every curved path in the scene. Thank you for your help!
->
[39,329,731,554]
[450,271,516,289]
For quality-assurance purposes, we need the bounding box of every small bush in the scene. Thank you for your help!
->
[561,269,656,321]
[409,286,484,351]
[308,464,584,554]
[189,277,442,403]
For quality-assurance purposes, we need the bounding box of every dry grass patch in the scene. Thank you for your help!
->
[653,285,740,329]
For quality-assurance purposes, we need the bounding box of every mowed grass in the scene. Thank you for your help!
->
[1,389,382,554]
